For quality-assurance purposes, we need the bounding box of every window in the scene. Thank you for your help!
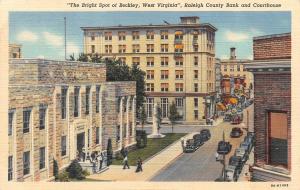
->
[88,129,90,147]
[194,98,198,107]
[230,65,234,72]
[224,65,227,72]
[194,83,199,92]
[160,30,168,40]
[118,31,126,41]
[8,111,13,136]
[147,44,154,52]
[105,45,112,53]
[237,64,241,71]
[146,98,154,118]
[193,34,198,41]
[194,110,199,120]
[161,83,169,92]
[161,70,169,79]
[61,136,67,156]
[132,57,140,65]
[146,30,154,40]
[91,45,95,53]
[118,45,126,53]
[39,147,45,170]
[23,108,31,133]
[161,98,168,118]
[39,105,46,130]
[193,45,199,52]
[96,127,100,144]
[132,31,140,40]
[96,85,100,113]
[194,56,199,66]
[146,83,154,92]
[74,87,80,117]
[175,98,183,108]
[175,70,184,79]
[147,57,154,67]
[132,44,140,53]
[123,125,126,138]
[61,87,67,119]
[161,44,168,52]
[175,30,183,40]
[104,32,112,40]
[91,35,95,41]
[161,57,168,67]
[117,97,121,113]
[175,83,183,92]
[268,112,288,167]
[23,151,30,175]
[85,86,90,115]
[194,70,198,79]
[116,125,120,142]
[129,122,133,136]
[8,156,13,181]
[175,57,183,66]
[174,44,184,53]
[123,97,127,113]
[119,57,126,64]
[147,70,154,80]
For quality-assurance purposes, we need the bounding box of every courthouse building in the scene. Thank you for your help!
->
[245,33,291,181]
[81,16,217,124]
[8,58,136,181]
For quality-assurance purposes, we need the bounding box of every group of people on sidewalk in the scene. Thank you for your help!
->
[121,147,143,173]
[76,150,105,173]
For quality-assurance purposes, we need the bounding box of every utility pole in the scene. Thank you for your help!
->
[247,110,249,133]
[64,17,67,60]
[222,130,226,181]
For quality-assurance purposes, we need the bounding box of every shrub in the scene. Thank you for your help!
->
[107,138,113,166]
[53,159,59,181]
[57,171,69,182]
[82,169,90,177]
[136,130,147,148]
[66,160,85,180]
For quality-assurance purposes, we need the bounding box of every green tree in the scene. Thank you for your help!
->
[53,159,59,181]
[106,138,113,166]
[66,160,85,180]
[139,106,147,131]
[130,64,146,111]
[156,105,162,134]
[168,101,179,133]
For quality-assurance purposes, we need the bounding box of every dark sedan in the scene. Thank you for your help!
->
[228,155,244,174]
[230,127,243,138]
[217,141,232,155]
[200,129,211,141]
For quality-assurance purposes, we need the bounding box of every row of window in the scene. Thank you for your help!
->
[116,56,200,67]
[91,30,204,42]
[116,97,134,113]
[223,64,246,72]
[146,70,199,80]
[8,86,101,135]
[95,43,202,54]
[146,83,202,92]
[116,122,133,142]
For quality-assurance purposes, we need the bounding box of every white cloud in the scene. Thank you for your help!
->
[250,28,263,36]
[36,55,45,59]
[43,32,63,46]
[221,55,229,59]
[225,31,249,42]
[67,42,80,56]
[17,31,38,42]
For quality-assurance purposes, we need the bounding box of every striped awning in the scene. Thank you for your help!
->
[174,44,184,49]
[175,30,183,35]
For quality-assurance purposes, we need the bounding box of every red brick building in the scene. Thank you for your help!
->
[245,33,291,181]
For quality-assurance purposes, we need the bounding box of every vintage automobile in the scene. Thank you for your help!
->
[200,129,211,141]
[234,148,249,163]
[240,142,251,154]
[193,134,205,148]
[230,127,243,138]
[243,135,254,151]
[225,165,239,182]
[223,112,232,122]
[217,141,232,154]
[184,139,196,153]
[231,112,243,125]
[229,155,244,174]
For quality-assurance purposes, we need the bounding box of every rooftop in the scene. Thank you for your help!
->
[253,32,291,40]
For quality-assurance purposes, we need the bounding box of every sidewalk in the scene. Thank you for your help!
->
[238,148,254,181]
[86,133,196,181]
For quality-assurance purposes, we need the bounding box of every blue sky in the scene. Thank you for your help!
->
[9,12,291,60]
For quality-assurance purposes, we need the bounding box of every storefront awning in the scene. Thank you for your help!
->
[174,44,184,49]
[229,98,238,104]
[216,103,226,111]
[175,31,183,35]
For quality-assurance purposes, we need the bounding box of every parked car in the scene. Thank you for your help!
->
[200,129,211,141]
[223,113,232,122]
[231,113,243,125]
[230,127,243,138]
[234,148,249,163]
[225,165,239,182]
[240,142,251,154]
[193,134,204,148]
[184,139,196,153]
[243,134,254,150]
[217,141,232,154]
[229,155,244,174]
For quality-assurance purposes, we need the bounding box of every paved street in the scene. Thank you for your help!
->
[151,105,254,181]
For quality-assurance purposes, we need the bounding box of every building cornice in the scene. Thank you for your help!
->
[244,59,291,73]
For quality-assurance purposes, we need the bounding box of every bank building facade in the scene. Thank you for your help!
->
[8,58,136,181]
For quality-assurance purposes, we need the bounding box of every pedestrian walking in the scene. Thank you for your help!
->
[123,155,130,169]
[181,138,185,152]
[98,152,103,171]
[135,157,143,172]
[215,152,219,161]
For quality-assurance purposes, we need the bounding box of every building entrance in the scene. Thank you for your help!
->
[77,132,85,161]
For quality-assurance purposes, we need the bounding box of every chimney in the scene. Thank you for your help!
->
[230,47,236,60]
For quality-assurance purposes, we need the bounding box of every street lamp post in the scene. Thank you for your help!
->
[222,130,226,181]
